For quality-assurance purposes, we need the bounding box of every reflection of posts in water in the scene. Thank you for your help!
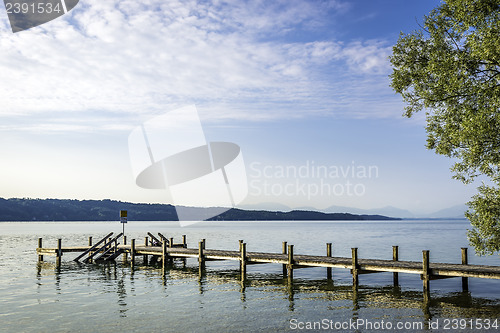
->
[286,272,295,312]
[37,238,44,262]
[239,277,246,303]
[393,245,399,286]
[326,243,332,280]
[352,283,359,312]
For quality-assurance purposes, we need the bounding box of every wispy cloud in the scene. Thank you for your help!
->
[0,0,399,132]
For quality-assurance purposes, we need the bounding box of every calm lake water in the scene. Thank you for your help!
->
[1,220,500,332]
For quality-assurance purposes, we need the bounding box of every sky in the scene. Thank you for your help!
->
[0,0,481,215]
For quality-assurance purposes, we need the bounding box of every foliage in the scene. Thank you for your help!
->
[390,0,500,254]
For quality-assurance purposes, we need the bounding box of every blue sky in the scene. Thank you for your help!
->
[0,0,479,215]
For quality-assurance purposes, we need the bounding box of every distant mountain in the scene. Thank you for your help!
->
[323,205,415,218]
[237,202,469,219]
[426,204,467,219]
[0,198,400,221]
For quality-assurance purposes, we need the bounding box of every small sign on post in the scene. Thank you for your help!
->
[120,210,127,236]
[120,210,128,223]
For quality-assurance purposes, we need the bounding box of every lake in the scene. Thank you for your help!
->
[1,220,500,332]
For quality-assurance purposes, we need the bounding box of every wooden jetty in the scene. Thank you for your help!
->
[37,232,500,300]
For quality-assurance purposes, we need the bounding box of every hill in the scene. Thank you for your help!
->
[0,198,400,221]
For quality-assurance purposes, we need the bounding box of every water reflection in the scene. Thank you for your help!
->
[36,258,500,327]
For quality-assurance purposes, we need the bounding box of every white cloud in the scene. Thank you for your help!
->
[0,0,399,132]
[341,40,392,74]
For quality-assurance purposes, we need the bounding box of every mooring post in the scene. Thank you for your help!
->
[162,240,167,275]
[287,244,294,281]
[170,237,174,248]
[326,243,332,280]
[122,236,127,263]
[351,248,359,287]
[461,248,469,292]
[202,239,206,250]
[143,237,149,264]
[198,240,204,264]
[393,246,399,286]
[56,238,62,268]
[240,242,247,278]
[282,241,288,278]
[182,235,187,248]
[37,238,43,262]
[422,250,430,301]
[238,240,243,271]
[88,237,92,247]
[131,239,136,267]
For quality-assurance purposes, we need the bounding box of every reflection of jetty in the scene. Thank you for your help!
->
[37,232,500,301]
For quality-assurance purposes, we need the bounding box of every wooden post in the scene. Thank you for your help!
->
[56,238,62,268]
[131,239,136,267]
[461,248,469,292]
[144,237,149,264]
[351,248,358,287]
[122,236,127,263]
[182,235,187,248]
[202,239,206,250]
[282,241,287,278]
[422,250,430,300]
[162,241,167,275]
[198,240,204,263]
[88,237,92,246]
[326,243,332,280]
[287,244,294,281]
[240,242,247,278]
[393,246,399,286]
[38,238,43,262]
[170,237,174,248]
[238,240,243,271]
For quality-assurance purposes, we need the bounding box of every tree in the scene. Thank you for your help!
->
[390,0,500,255]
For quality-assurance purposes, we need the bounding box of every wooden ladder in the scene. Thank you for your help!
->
[73,232,124,263]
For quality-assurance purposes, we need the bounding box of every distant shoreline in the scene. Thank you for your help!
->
[0,198,400,222]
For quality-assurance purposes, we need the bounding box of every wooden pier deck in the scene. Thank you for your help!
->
[37,233,500,300]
